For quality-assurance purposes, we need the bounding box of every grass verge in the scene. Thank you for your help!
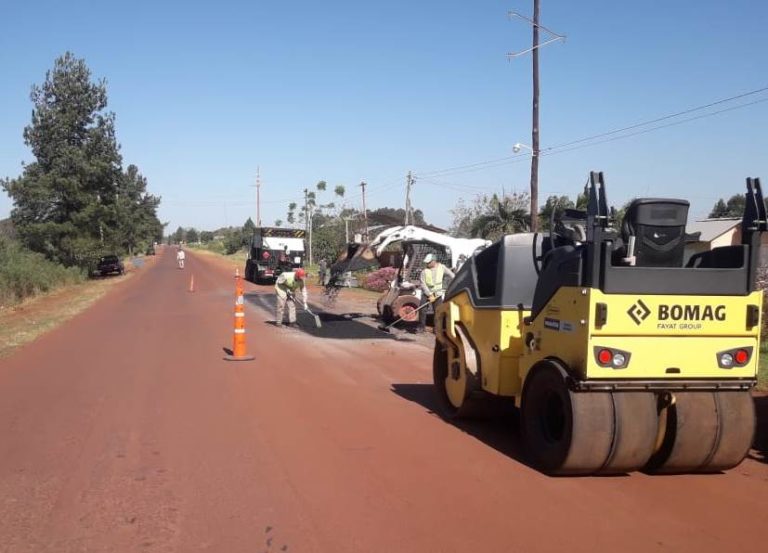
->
[0,271,134,359]
[758,345,768,391]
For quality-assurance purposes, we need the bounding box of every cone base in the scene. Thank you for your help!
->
[223,354,255,362]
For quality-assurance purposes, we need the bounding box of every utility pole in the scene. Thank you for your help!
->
[252,166,262,227]
[508,5,565,233]
[530,0,540,232]
[360,181,369,241]
[405,171,415,225]
[304,188,313,265]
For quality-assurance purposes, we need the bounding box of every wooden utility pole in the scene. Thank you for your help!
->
[529,0,540,232]
[405,171,414,225]
[304,188,312,264]
[360,181,369,241]
[508,4,564,233]
[255,166,261,227]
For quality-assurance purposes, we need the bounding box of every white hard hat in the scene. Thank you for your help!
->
[423,253,435,264]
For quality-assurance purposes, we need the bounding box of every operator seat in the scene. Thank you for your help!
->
[614,198,690,267]
[530,213,587,322]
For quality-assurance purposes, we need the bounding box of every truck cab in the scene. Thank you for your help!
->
[244,227,306,284]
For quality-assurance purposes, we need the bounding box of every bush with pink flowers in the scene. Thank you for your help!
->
[363,266,397,292]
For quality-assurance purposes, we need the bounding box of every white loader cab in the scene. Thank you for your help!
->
[367,225,490,324]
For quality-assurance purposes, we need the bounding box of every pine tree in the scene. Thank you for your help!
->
[2,52,161,265]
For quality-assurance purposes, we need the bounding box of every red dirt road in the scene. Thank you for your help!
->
[1,249,767,553]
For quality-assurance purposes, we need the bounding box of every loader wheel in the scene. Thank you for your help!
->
[432,344,479,419]
[645,391,755,474]
[391,296,420,323]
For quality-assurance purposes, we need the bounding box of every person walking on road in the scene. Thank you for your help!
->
[417,253,455,333]
[176,247,186,269]
[275,268,308,327]
[318,259,327,286]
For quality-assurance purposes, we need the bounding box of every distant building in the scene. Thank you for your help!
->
[685,218,768,265]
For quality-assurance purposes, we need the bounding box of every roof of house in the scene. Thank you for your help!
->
[687,218,740,243]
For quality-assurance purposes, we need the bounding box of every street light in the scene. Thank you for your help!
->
[513,142,535,155]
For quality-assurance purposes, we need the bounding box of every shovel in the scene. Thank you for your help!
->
[377,300,432,333]
[289,295,322,329]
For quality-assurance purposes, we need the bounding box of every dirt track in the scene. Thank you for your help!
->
[1,248,766,553]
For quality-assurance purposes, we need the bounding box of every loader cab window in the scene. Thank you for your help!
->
[474,242,501,298]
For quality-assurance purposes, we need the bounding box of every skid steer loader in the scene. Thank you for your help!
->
[433,172,766,475]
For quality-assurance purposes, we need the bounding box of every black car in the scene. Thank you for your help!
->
[96,255,125,276]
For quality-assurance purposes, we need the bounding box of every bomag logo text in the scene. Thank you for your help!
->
[658,304,726,321]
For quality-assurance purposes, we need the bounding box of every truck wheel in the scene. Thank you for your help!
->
[391,295,420,323]
[522,361,622,475]
[645,391,754,474]
[432,344,479,419]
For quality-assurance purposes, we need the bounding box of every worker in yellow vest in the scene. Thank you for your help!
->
[418,253,455,332]
[275,268,308,327]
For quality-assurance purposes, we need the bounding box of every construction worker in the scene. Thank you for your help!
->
[418,253,455,332]
[275,267,308,327]
[318,258,328,285]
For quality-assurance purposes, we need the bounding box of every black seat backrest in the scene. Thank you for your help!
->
[621,198,689,267]
[530,245,583,322]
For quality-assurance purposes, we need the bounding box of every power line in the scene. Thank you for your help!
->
[540,96,768,158]
[545,85,768,152]
[415,85,768,179]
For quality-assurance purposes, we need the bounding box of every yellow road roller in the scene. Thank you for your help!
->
[433,172,766,475]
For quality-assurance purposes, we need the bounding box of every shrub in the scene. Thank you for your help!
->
[363,267,397,292]
[0,237,85,306]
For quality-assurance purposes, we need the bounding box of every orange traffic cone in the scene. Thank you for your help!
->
[188,274,195,292]
[223,269,255,361]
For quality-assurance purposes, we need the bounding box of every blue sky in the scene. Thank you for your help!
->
[1,0,767,232]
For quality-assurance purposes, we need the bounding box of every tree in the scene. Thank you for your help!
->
[334,185,345,197]
[287,202,297,225]
[243,217,256,235]
[200,230,214,243]
[186,228,199,244]
[2,52,123,266]
[368,207,426,227]
[710,199,729,218]
[2,52,162,264]
[575,190,588,210]
[112,164,162,255]
[223,229,243,254]
[538,195,574,230]
[450,192,530,239]
[274,219,283,227]
[172,226,185,244]
[470,194,530,240]
[709,195,746,218]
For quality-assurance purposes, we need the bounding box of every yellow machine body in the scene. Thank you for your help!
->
[432,175,766,475]
[436,287,762,404]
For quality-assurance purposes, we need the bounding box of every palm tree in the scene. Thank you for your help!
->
[471,194,530,241]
